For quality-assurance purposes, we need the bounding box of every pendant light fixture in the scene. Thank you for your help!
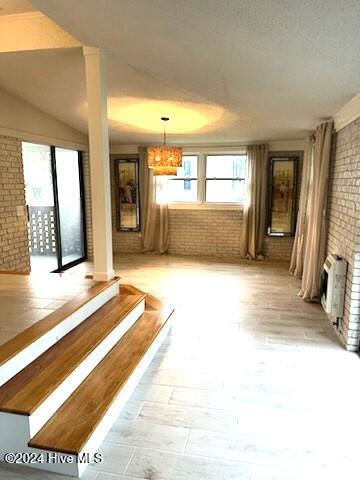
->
[147,117,183,176]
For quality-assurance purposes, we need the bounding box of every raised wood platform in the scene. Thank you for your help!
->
[0,278,120,387]
[0,280,173,477]
[0,287,145,415]
[0,280,118,367]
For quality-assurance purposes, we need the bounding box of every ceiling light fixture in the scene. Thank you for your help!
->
[147,117,183,176]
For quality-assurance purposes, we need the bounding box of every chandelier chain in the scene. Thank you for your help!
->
[161,116,169,146]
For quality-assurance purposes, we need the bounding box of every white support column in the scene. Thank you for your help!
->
[83,46,114,281]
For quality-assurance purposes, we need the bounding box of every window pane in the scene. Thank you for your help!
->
[165,155,198,202]
[206,155,246,178]
[23,143,54,207]
[206,179,245,202]
[175,155,198,177]
[23,142,58,273]
[55,148,85,266]
[167,179,197,202]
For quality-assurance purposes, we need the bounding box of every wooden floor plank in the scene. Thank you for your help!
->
[29,299,173,455]
[0,278,119,367]
[0,287,144,415]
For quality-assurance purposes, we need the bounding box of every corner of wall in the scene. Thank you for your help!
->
[0,135,30,273]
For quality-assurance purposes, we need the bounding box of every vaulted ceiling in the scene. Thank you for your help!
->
[0,0,359,144]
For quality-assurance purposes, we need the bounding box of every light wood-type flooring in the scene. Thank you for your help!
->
[0,254,359,480]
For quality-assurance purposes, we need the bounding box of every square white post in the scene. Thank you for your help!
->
[83,46,114,281]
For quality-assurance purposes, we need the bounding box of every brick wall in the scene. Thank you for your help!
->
[82,151,94,260]
[109,152,303,260]
[326,117,360,351]
[0,135,30,273]
[113,230,142,253]
[0,138,92,272]
[168,209,242,256]
[263,236,295,260]
[109,154,245,257]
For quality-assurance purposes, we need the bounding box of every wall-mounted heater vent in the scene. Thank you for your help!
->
[320,254,347,324]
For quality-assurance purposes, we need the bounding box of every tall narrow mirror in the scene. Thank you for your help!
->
[268,156,298,236]
[115,158,140,231]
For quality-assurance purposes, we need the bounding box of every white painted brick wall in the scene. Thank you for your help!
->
[327,117,360,351]
[168,209,242,257]
[0,135,30,273]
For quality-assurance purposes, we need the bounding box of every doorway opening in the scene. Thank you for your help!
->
[22,142,87,274]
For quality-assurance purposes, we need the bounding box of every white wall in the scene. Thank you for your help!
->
[0,87,87,149]
[110,139,306,154]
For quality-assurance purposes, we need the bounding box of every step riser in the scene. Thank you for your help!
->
[0,412,30,460]
[0,414,78,476]
[29,299,145,436]
[0,282,119,387]
[12,314,173,478]
[1,443,79,477]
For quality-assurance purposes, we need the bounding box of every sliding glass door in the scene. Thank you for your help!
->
[23,143,59,273]
[23,143,86,273]
[54,148,86,268]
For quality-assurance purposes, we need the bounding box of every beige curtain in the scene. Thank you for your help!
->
[139,147,169,254]
[289,136,314,277]
[240,144,268,259]
[299,120,333,301]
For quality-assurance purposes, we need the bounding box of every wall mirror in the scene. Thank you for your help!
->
[268,156,298,236]
[115,158,140,231]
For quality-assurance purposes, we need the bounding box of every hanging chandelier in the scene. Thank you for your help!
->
[147,117,182,176]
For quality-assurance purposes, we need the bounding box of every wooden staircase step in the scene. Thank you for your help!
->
[0,278,119,369]
[121,285,165,310]
[29,301,173,455]
[0,286,145,416]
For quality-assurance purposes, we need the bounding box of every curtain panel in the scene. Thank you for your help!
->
[298,120,333,301]
[139,147,169,254]
[289,136,314,278]
[240,144,268,259]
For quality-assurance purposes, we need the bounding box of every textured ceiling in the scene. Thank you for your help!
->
[1,0,359,144]
[0,0,35,16]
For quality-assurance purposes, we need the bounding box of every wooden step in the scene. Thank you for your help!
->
[123,285,164,310]
[0,278,119,387]
[29,299,173,456]
[0,287,144,415]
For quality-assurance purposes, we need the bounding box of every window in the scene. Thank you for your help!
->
[205,155,246,203]
[166,155,198,202]
[158,152,247,205]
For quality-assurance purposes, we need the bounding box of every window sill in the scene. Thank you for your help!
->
[168,202,243,211]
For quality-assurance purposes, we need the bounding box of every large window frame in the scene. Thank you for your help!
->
[167,149,247,209]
